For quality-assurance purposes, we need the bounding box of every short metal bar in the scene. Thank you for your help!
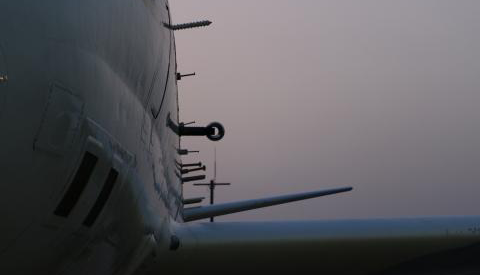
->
[193,183,231,186]
[165,20,212,31]
[181,162,203,168]
[182,175,206,183]
[177,72,196,81]
[178,149,200,155]
[179,126,215,136]
[181,166,206,175]
[183,197,205,205]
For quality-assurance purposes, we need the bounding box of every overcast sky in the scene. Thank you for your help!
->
[170,1,480,221]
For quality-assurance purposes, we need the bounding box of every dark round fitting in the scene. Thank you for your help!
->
[206,122,225,141]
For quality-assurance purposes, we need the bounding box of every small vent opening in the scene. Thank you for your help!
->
[54,152,98,217]
[83,168,119,227]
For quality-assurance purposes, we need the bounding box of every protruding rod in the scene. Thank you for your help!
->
[180,162,203,168]
[193,183,231,186]
[183,197,205,205]
[178,149,200,155]
[182,166,207,175]
[165,20,212,31]
[167,114,225,142]
[182,175,206,183]
[177,72,196,81]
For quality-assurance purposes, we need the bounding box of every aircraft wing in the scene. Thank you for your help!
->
[153,216,480,275]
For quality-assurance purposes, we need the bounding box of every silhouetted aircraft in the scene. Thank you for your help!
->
[0,1,479,274]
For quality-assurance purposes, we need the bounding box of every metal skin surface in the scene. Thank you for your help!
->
[0,1,480,275]
[0,44,6,119]
[0,1,179,274]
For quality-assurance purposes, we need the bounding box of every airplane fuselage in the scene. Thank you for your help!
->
[2,1,480,275]
[0,1,180,274]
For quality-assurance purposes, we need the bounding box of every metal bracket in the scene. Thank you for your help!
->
[167,114,225,141]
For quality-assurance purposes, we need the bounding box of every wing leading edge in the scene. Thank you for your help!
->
[182,187,353,222]
[154,216,480,275]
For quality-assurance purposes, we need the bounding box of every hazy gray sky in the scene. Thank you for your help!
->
[171,1,480,221]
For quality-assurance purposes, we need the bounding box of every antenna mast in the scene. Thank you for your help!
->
[214,146,217,182]
[193,146,231,222]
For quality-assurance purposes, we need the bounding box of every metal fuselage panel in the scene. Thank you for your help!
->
[0,1,179,274]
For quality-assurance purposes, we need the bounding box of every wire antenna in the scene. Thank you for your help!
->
[214,146,217,182]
